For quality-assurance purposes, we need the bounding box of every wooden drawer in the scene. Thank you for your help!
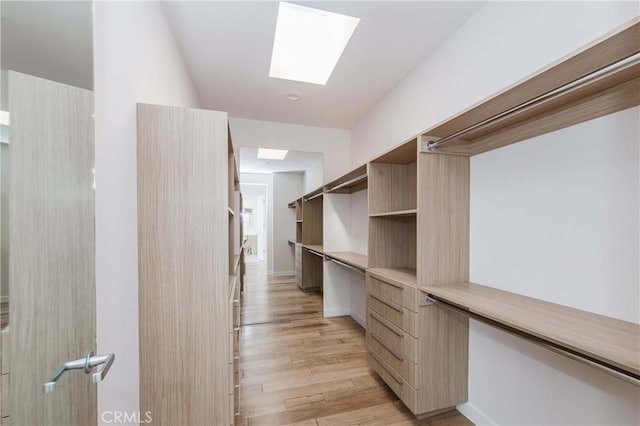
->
[367,310,417,362]
[367,273,417,312]
[367,293,417,338]
[366,335,418,388]
[367,351,417,413]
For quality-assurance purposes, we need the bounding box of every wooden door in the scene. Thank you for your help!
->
[8,71,96,425]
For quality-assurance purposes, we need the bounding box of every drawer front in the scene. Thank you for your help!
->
[367,274,417,312]
[367,310,417,362]
[367,293,417,337]
[367,351,417,413]
[366,334,418,387]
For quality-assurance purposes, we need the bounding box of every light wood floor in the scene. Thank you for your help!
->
[238,260,473,426]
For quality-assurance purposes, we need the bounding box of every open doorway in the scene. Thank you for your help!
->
[239,183,268,266]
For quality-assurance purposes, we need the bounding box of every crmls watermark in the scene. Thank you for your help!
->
[101,411,153,424]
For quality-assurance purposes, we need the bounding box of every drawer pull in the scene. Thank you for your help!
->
[369,312,404,338]
[371,276,403,289]
[370,294,403,313]
[369,332,404,362]
[369,351,403,386]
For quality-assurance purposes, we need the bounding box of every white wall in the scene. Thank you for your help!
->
[304,157,324,194]
[240,173,274,272]
[94,2,200,423]
[229,117,351,184]
[348,2,640,425]
[467,107,639,426]
[273,172,303,275]
[351,1,639,165]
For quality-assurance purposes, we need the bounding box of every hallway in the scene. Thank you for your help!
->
[238,262,473,425]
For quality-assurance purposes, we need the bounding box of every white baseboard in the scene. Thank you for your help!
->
[350,310,366,329]
[273,270,295,277]
[457,402,495,426]
[323,307,350,318]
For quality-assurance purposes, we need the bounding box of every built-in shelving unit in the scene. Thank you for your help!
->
[298,187,324,292]
[420,19,640,157]
[137,104,243,425]
[323,164,369,322]
[422,282,640,384]
[366,136,469,416]
[368,139,417,275]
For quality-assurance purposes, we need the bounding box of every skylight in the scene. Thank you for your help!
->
[269,2,360,85]
[257,148,288,160]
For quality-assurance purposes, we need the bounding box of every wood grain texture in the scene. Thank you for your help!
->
[301,197,323,246]
[9,71,96,425]
[417,154,469,287]
[368,163,417,215]
[422,282,640,377]
[324,252,368,271]
[301,250,323,292]
[368,217,416,270]
[419,17,640,155]
[371,138,417,164]
[137,103,230,425]
[238,261,472,426]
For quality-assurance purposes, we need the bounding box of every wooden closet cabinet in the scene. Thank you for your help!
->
[366,138,469,416]
[137,103,242,425]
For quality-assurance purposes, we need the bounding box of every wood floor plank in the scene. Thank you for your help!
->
[239,259,473,426]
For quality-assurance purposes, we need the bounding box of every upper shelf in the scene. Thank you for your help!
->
[419,18,640,156]
[422,282,640,379]
[303,187,324,202]
[324,164,368,194]
[325,251,368,272]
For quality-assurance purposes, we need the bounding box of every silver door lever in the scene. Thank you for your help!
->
[44,351,115,394]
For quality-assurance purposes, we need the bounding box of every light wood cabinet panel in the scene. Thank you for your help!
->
[9,71,96,426]
[137,103,231,425]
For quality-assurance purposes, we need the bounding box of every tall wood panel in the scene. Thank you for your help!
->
[137,103,230,425]
[9,71,96,425]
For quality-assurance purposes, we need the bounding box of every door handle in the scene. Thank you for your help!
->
[44,351,115,393]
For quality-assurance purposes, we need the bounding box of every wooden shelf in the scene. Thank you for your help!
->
[325,251,368,272]
[422,282,640,378]
[228,206,235,216]
[288,240,295,246]
[303,186,324,201]
[302,244,324,255]
[296,220,303,223]
[419,19,640,156]
[368,267,417,288]
[288,200,296,208]
[369,209,417,218]
[325,164,368,194]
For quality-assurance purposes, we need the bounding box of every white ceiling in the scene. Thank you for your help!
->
[162,1,484,129]
[240,147,322,174]
[1,1,93,91]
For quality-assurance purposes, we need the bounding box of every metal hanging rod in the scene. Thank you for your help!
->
[426,51,640,152]
[304,192,323,202]
[326,256,365,275]
[425,293,640,388]
[326,173,368,194]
